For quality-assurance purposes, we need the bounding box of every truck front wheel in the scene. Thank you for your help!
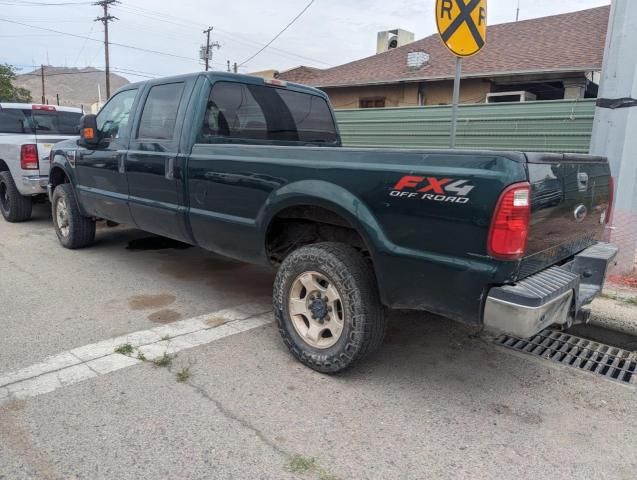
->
[52,184,96,249]
[273,242,387,373]
[0,171,32,222]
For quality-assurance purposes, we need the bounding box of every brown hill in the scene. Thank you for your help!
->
[14,66,129,109]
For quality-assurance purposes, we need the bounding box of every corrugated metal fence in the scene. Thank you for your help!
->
[334,99,596,153]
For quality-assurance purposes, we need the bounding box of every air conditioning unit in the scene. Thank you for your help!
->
[376,29,415,54]
[486,91,537,103]
[407,51,430,70]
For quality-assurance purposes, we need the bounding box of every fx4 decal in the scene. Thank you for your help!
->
[389,176,475,204]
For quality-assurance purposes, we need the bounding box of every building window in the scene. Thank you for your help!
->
[359,97,386,108]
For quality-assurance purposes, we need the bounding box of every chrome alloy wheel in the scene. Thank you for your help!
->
[55,197,70,238]
[288,271,345,349]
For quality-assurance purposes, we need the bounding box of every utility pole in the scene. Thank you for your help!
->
[450,58,461,148]
[201,26,220,72]
[590,0,637,273]
[516,0,520,21]
[40,65,45,104]
[94,0,119,98]
[203,26,213,71]
[233,62,238,74]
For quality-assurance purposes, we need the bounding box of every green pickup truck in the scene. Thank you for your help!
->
[49,72,617,373]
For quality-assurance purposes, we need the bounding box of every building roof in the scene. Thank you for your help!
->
[278,66,324,84]
[279,6,609,88]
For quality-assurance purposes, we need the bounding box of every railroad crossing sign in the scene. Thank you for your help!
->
[436,0,487,57]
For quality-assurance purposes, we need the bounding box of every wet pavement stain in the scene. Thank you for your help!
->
[148,309,182,324]
[156,253,275,299]
[126,236,192,251]
[158,256,244,280]
[128,293,177,311]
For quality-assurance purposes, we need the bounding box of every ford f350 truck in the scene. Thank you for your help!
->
[48,72,617,373]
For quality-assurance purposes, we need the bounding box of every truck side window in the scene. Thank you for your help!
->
[96,88,138,140]
[197,81,337,145]
[277,90,338,143]
[199,82,267,141]
[137,82,185,141]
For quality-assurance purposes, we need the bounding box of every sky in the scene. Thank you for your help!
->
[0,0,611,81]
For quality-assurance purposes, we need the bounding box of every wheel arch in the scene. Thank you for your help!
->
[48,162,89,217]
[260,180,384,259]
[49,165,71,191]
[260,180,391,304]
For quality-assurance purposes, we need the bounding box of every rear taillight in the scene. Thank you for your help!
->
[264,78,288,87]
[606,176,614,224]
[488,182,531,260]
[20,144,39,170]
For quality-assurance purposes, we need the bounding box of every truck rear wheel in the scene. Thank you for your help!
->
[52,184,96,249]
[0,171,32,222]
[273,242,387,373]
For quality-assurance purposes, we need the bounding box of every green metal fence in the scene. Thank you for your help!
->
[334,99,596,153]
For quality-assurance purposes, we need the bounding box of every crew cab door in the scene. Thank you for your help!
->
[126,80,192,241]
[75,88,138,223]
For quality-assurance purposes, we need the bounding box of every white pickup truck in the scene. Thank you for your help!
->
[0,103,83,222]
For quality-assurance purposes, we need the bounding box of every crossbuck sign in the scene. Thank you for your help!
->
[436,0,487,57]
[435,0,487,148]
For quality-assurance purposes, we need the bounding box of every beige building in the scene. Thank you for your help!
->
[278,6,608,109]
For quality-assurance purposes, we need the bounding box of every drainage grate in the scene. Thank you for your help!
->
[495,329,637,385]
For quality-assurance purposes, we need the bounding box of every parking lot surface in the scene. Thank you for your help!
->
[1,204,636,480]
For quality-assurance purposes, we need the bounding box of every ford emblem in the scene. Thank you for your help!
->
[574,204,588,222]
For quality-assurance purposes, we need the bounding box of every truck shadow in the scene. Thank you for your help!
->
[28,202,53,223]
[90,227,277,301]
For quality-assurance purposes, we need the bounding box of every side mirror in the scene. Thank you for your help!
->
[79,114,99,147]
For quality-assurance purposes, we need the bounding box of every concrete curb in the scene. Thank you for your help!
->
[589,289,637,339]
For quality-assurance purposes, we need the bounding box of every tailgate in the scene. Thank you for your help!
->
[35,136,67,177]
[35,133,73,177]
[519,153,612,279]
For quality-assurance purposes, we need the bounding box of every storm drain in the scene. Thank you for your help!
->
[495,329,637,385]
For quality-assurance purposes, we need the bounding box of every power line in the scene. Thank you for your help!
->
[0,31,94,36]
[214,29,332,67]
[0,15,91,22]
[74,22,95,67]
[0,17,200,62]
[0,1,92,5]
[238,0,315,67]
[112,2,333,67]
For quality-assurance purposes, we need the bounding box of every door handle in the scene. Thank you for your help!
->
[577,172,588,192]
[165,157,175,180]
[117,153,126,174]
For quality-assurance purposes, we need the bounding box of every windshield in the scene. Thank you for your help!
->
[0,108,82,135]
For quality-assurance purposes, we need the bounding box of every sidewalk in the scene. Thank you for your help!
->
[590,276,637,339]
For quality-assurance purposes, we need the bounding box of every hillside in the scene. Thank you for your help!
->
[14,66,129,109]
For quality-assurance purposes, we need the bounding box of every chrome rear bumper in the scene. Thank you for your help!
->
[21,175,48,195]
[483,243,618,338]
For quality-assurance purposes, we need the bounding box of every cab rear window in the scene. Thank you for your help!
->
[198,82,338,145]
[0,108,82,135]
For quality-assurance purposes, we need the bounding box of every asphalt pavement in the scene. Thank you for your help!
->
[1,204,636,480]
